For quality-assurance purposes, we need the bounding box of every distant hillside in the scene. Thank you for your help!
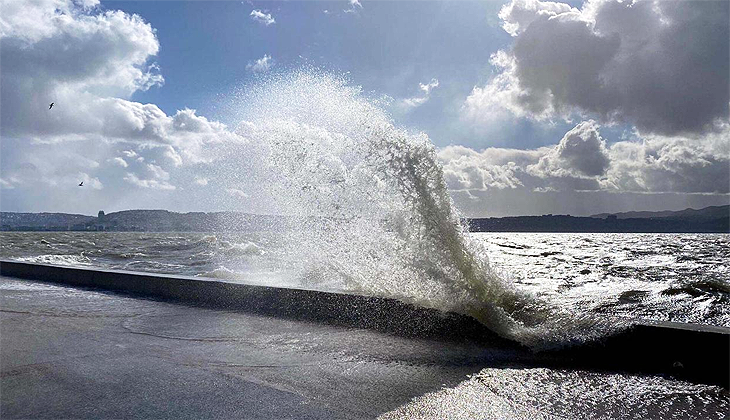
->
[1,210,287,232]
[470,205,729,233]
[0,212,95,230]
[468,214,728,233]
[2,205,728,233]
[591,205,729,221]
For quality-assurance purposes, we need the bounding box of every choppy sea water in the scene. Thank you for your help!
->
[2,231,728,330]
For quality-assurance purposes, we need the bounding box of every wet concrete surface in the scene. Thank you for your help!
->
[0,275,521,419]
[1,275,728,419]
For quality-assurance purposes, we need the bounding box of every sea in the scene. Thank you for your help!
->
[2,231,728,333]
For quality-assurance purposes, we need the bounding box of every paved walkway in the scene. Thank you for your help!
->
[1,276,727,419]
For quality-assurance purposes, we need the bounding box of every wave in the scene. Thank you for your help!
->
[197,266,243,280]
[220,70,621,349]
[15,254,92,267]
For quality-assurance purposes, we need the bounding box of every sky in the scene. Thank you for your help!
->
[1,0,728,217]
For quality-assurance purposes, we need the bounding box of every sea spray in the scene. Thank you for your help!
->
[218,70,621,348]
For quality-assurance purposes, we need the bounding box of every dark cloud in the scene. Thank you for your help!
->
[467,0,729,136]
[532,120,610,177]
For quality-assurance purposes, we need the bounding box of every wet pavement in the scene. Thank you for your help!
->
[1,275,727,419]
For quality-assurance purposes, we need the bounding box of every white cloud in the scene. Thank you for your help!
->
[345,0,363,14]
[78,173,104,190]
[246,54,273,73]
[498,0,577,37]
[146,164,170,181]
[0,0,241,167]
[250,9,275,26]
[123,173,175,190]
[0,177,19,189]
[193,177,209,186]
[419,78,439,95]
[602,128,730,194]
[123,164,174,190]
[402,96,429,108]
[401,78,439,110]
[466,0,729,136]
[439,145,543,191]
[161,145,183,167]
[110,157,129,168]
[439,121,730,196]
[226,188,249,198]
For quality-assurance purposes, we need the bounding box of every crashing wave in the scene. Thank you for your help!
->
[211,69,622,348]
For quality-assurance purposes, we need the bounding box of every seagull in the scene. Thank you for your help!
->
[49,102,54,110]
[78,181,83,187]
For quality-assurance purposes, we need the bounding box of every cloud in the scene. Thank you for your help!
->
[401,78,439,109]
[0,142,111,192]
[162,145,183,167]
[193,177,209,186]
[246,54,273,73]
[498,0,577,37]
[345,0,363,14]
[226,188,250,198]
[78,173,104,190]
[123,173,175,190]
[250,9,275,26]
[531,120,610,178]
[0,0,239,155]
[603,129,730,194]
[439,121,729,196]
[419,78,439,95]
[123,164,175,190]
[466,0,730,136]
[1,2,164,138]
[438,144,544,191]
[0,0,242,211]
[463,50,553,122]
[110,157,129,168]
[146,164,170,181]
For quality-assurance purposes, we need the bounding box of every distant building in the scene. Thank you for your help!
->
[97,211,106,231]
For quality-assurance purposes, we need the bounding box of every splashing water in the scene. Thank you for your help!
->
[217,70,620,348]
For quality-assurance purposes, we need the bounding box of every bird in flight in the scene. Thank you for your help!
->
[49,102,54,109]
[78,181,83,187]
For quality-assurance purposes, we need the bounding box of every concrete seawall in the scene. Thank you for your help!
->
[1,259,728,388]
[0,260,499,342]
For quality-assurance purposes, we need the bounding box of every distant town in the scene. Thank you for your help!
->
[0,205,728,233]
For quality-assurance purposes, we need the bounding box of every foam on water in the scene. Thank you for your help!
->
[16,254,93,267]
[217,70,620,348]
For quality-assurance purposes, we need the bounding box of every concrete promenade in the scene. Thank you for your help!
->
[1,261,728,418]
